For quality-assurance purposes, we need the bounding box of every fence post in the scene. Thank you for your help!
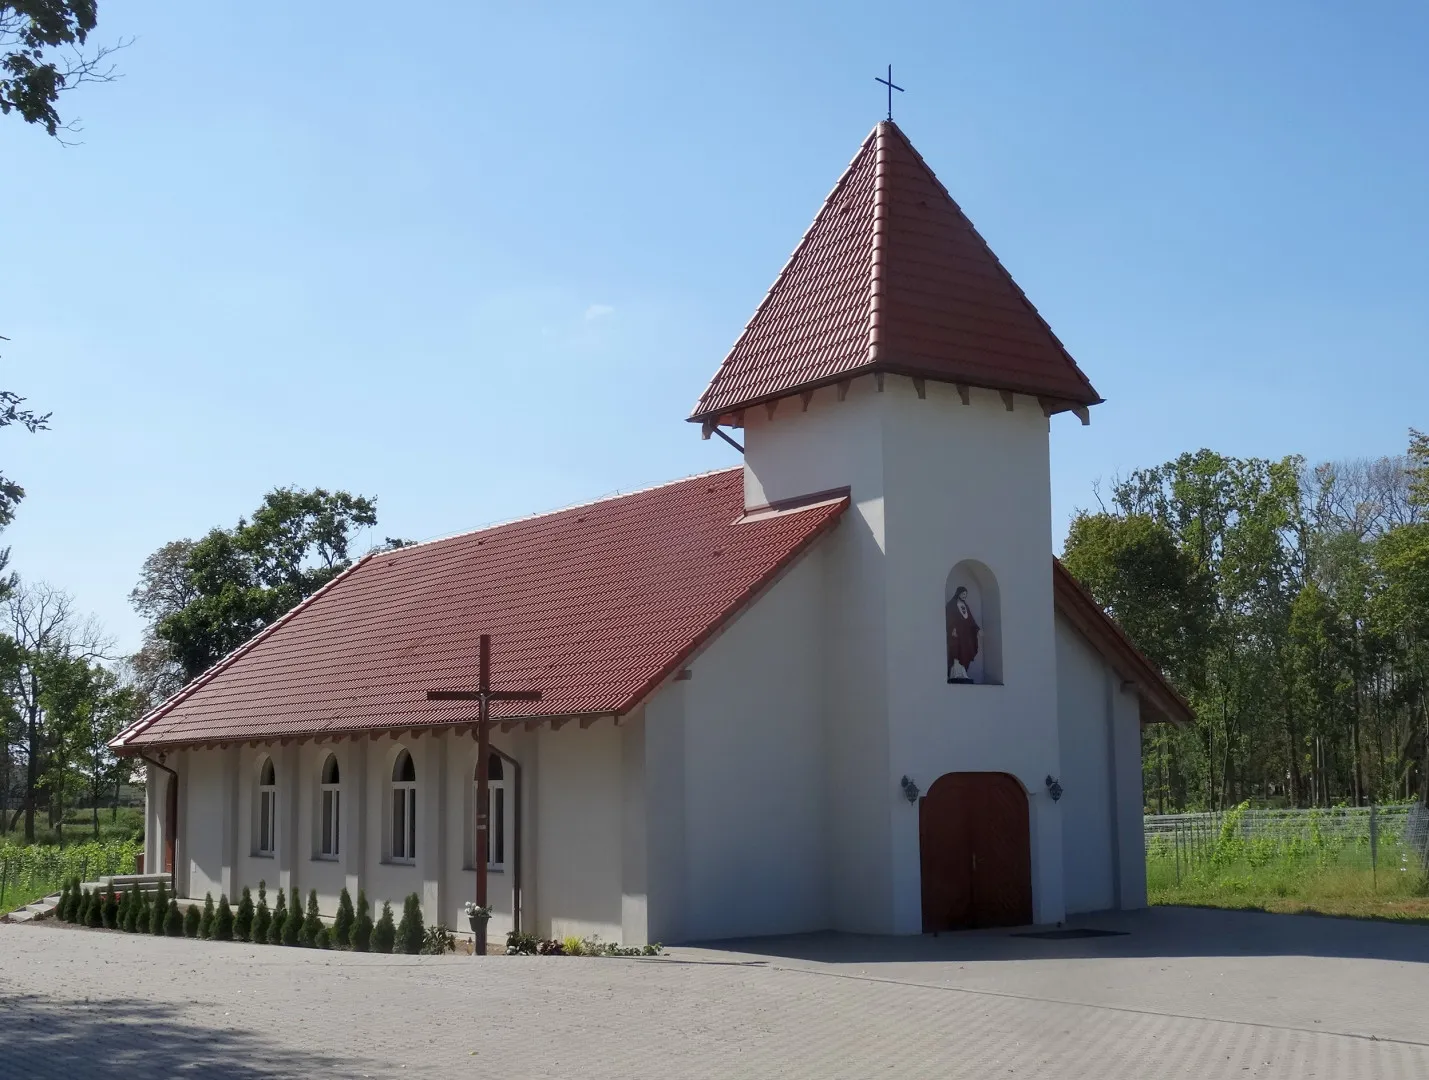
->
[1370,803,1378,893]
[1175,819,1182,886]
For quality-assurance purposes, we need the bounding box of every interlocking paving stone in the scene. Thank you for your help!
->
[1,907,1425,1079]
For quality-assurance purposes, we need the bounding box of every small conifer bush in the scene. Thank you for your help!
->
[234,886,254,942]
[215,894,235,941]
[77,888,91,925]
[396,893,424,955]
[102,882,119,929]
[300,889,322,947]
[136,890,151,933]
[333,886,354,947]
[150,879,168,936]
[282,887,302,946]
[253,882,271,944]
[58,880,72,922]
[351,889,373,952]
[164,897,183,936]
[372,901,396,954]
[122,885,141,932]
[85,889,102,928]
[183,903,200,937]
[315,925,331,950]
[116,885,131,930]
[268,889,287,944]
[199,893,216,939]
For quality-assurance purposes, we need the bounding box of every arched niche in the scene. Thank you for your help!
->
[945,559,1003,685]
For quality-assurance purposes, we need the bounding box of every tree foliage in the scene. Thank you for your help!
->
[0,1,126,139]
[135,488,378,685]
[1064,436,1429,810]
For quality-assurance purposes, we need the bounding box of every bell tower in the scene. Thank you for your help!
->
[689,121,1102,932]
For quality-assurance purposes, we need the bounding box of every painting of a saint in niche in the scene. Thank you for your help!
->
[946,585,982,684]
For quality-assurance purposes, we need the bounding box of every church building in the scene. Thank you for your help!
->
[113,120,1191,945]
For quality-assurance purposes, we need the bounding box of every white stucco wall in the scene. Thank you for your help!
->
[1054,612,1151,913]
[667,544,828,941]
[743,374,1068,931]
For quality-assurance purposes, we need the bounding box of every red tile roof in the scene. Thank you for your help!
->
[113,470,848,751]
[690,121,1101,425]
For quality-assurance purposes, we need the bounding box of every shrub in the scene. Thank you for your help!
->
[315,925,331,950]
[333,887,354,947]
[183,903,200,938]
[268,889,287,944]
[78,888,91,925]
[536,938,565,955]
[252,882,271,944]
[57,879,72,921]
[136,890,151,934]
[421,924,455,955]
[234,886,254,942]
[122,885,141,932]
[506,930,538,955]
[300,889,322,947]
[372,901,396,954]
[396,893,424,955]
[562,934,585,957]
[164,898,183,937]
[199,893,216,939]
[215,894,235,941]
[282,887,302,946]
[102,882,119,929]
[85,889,102,928]
[351,889,373,952]
[115,885,131,930]
[150,879,168,936]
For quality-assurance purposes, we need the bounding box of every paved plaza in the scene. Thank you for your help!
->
[2,906,1428,1078]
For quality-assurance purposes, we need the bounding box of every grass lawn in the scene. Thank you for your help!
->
[1149,856,1429,925]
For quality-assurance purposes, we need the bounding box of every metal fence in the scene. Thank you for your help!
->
[1144,804,1429,887]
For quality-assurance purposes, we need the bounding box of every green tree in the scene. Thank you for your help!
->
[351,888,372,952]
[0,1,126,139]
[198,892,215,939]
[150,878,166,935]
[234,885,254,942]
[143,488,379,682]
[215,894,234,941]
[300,889,321,947]
[372,901,395,954]
[267,887,286,944]
[281,886,302,945]
[164,897,182,936]
[332,886,354,947]
[252,881,271,943]
[183,903,199,937]
[395,893,423,955]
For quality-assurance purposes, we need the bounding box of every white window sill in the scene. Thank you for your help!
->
[382,858,417,867]
[252,852,275,859]
[312,855,340,863]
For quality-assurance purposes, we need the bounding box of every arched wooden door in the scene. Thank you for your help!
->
[919,772,1032,931]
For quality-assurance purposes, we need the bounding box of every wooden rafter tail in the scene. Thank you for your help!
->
[912,376,926,399]
[523,718,545,732]
[999,390,1015,412]
[955,383,970,405]
[499,720,522,733]
[549,717,571,731]
[836,379,850,402]
[1072,405,1090,426]
[764,399,778,420]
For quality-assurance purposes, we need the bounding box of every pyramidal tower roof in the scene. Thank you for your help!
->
[690,120,1102,425]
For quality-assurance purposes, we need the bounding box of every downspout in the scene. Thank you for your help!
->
[491,745,523,935]
[136,752,178,891]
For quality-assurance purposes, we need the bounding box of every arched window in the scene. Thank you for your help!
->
[256,757,277,856]
[319,754,341,859]
[474,754,505,869]
[945,560,1003,685]
[391,749,417,862]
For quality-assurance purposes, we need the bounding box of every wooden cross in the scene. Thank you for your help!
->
[426,634,542,930]
[875,64,904,121]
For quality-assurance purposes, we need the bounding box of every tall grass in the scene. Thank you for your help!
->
[0,839,141,912]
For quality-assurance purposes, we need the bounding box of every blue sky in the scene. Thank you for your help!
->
[4,0,1427,653]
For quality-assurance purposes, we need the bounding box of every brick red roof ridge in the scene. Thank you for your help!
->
[112,550,380,750]
[688,130,879,419]
[689,120,1103,424]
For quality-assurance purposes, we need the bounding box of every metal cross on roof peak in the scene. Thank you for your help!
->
[875,64,904,122]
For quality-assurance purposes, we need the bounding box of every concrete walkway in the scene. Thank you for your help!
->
[1,906,1426,1078]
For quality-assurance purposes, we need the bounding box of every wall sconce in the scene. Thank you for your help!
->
[900,776,920,804]
[1045,775,1063,802]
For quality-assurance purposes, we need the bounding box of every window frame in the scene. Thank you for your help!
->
[318,753,341,860]
[474,754,506,871]
[390,749,417,864]
[256,757,277,858]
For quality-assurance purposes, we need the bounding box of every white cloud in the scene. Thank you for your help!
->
[583,303,615,321]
